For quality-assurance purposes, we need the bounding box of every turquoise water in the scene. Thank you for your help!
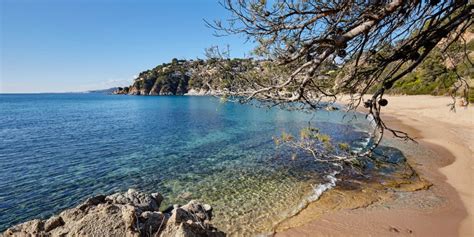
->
[0,94,371,235]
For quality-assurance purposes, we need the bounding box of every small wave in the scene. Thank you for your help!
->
[352,136,372,153]
[307,169,340,202]
[278,164,342,226]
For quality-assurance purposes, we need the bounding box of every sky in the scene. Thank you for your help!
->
[0,0,254,93]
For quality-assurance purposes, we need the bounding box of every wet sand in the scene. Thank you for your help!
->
[276,95,473,236]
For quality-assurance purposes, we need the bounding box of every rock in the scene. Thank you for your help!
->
[105,188,162,211]
[3,219,44,236]
[78,194,106,211]
[162,205,175,214]
[121,204,139,232]
[149,82,162,95]
[202,204,212,212]
[160,222,226,237]
[181,200,213,221]
[168,208,193,225]
[44,215,64,232]
[2,189,223,237]
[151,193,164,206]
[163,200,220,236]
[180,200,199,212]
[140,211,167,234]
[59,207,85,223]
[184,88,200,96]
[128,86,140,95]
[176,84,187,95]
[63,203,139,237]
[113,87,129,95]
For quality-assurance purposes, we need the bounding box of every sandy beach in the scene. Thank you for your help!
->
[276,95,473,236]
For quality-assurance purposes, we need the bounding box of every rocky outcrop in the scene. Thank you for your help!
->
[2,189,225,237]
[113,86,130,94]
[112,58,254,96]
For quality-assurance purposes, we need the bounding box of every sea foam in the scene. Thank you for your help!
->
[308,169,340,202]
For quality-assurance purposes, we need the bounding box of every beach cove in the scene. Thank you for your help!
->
[2,94,471,236]
[277,95,473,236]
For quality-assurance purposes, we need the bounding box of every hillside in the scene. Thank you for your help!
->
[113,58,256,96]
[386,31,473,97]
[115,32,473,100]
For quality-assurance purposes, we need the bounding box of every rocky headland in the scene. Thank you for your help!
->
[112,58,252,96]
[2,189,225,237]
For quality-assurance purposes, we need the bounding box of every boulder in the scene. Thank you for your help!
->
[78,194,106,211]
[105,188,163,212]
[2,189,223,237]
[3,219,44,236]
[168,208,193,225]
[44,215,64,232]
[180,200,213,222]
[139,211,167,235]
[160,222,225,237]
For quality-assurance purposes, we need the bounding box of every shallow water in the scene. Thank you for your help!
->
[0,94,371,235]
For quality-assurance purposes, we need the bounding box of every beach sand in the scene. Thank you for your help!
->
[276,95,473,237]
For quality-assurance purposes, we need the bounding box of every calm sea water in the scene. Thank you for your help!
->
[0,94,371,235]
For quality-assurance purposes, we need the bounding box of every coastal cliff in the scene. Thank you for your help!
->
[113,58,254,96]
[3,189,225,237]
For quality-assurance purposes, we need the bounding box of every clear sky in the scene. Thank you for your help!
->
[0,0,254,93]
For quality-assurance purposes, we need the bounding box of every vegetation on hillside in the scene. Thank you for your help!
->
[114,58,256,95]
[386,32,473,97]
[117,34,472,100]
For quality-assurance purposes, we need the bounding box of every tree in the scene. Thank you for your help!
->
[206,0,473,160]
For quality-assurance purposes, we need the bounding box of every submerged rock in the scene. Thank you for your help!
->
[2,189,225,237]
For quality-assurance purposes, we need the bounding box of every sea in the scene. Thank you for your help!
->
[0,93,372,235]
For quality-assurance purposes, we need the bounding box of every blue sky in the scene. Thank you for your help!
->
[0,0,254,93]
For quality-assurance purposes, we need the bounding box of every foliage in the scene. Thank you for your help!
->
[386,35,473,96]
[274,126,356,163]
[204,0,473,156]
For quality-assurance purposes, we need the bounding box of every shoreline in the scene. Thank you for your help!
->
[2,189,225,236]
[275,95,473,236]
[2,95,472,236]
